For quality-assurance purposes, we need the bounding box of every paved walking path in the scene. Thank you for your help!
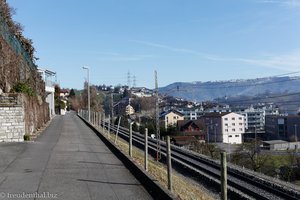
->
[0,112,152,200]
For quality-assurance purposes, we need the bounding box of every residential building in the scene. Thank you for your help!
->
[177,119,206,140]
[202,112,245,144]
[59,89,70,99]
[177,107,204,120]
[232,104,279,135]
[131,87,153,97]
[125,104,135,115]
[207,104,280,138]
[160,109,184,129]
[206,104,232,113]
[38,68,56,118]
[265,115,300,142]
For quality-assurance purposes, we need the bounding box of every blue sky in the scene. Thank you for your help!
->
[7,0,300,89]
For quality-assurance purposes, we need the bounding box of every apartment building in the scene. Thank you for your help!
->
[265,115,300,142]
[160,109,184,129]
[202,112,245,144]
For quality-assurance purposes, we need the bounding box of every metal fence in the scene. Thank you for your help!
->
[0,9,37,71]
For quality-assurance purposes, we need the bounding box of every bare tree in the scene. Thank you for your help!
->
[244,140,268,172]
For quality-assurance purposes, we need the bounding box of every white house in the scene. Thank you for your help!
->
[38,68,56,118]
[202,112,245,144]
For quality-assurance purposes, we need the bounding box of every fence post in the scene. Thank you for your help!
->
[95,112,97,126]
[129,122,133,157]
[108,115,111,138]
[221,152,227,200]
[103,113,105,134]
[92,111,94,124]
[94,112,96,126]
[144,128,148,171]
[115,117,121,144]
[167,136,172,192]
[98,112,101,130]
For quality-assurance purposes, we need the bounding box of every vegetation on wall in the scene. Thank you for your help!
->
[0,0,36,60]
[12,82,35,96]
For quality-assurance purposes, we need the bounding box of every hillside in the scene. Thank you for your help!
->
[159,76,300,102]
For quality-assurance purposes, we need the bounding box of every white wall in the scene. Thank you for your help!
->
[46,92,55,118]
[222,113,245,144]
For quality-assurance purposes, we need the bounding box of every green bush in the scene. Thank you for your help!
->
[12,82,35,96]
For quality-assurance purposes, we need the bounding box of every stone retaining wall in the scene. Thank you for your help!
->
[0,93,49,142]
[0,94,25,142]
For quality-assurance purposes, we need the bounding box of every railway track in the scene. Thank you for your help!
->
[99,121,300,200]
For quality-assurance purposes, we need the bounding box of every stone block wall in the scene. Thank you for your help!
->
[0,94,25,142]
[0,93,49,142]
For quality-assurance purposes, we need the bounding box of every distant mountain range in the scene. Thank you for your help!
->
[159,76,300,102]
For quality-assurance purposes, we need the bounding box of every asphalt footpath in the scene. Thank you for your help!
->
[0,112,152,200]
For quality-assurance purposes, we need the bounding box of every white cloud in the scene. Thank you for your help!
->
[132,40,215,59]
[133,40,300,71]
[97,54,154,62]
[259,0,300,8]
[68,49,154,61]
[233,49,300,71]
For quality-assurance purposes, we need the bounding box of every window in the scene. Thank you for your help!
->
[232,123,235,126]
[235,135,239,137]
[173,116,176,119]
[224,118,228,121]
[229,135,232,137]
[225,123,228,126]
[239,128,243,131]
[239,123,243,126]
[232,117,235,120]
[225,129,228,132]
[232,128,235,132]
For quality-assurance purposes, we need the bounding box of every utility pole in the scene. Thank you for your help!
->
[82,66,90,122]
[111,93,114,126]
[255,125,257,161]
[295,124,298,151]
[144,128,148,171]
[129,122,133,157]
[155,70,161,161]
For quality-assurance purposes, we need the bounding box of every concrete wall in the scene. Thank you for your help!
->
[0,94,25,142]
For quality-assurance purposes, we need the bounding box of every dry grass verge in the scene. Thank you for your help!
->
[100,128,215,200]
